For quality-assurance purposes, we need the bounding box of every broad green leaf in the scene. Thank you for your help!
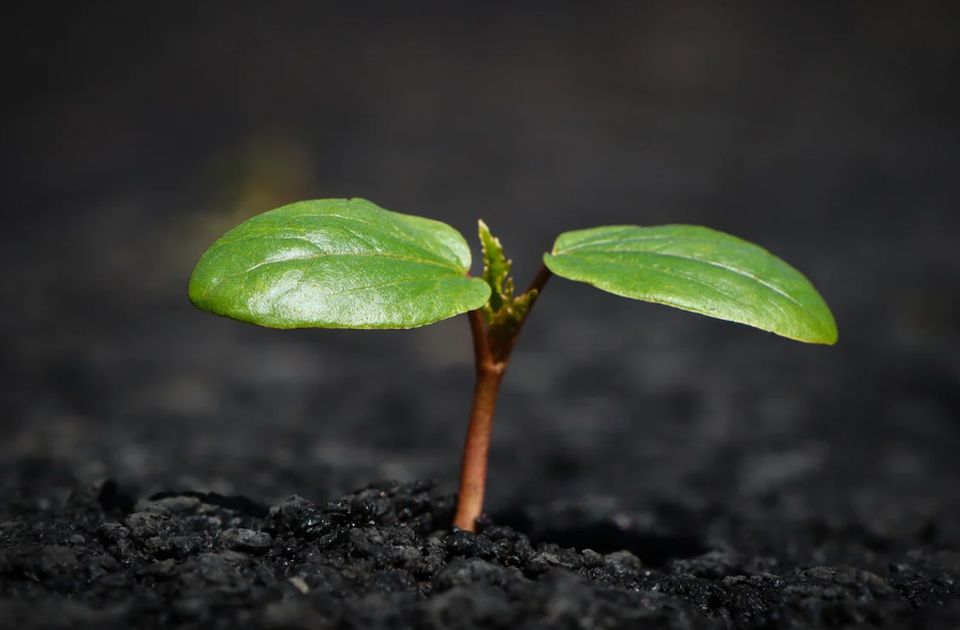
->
[189,198,490,329]
[544,225,837,344]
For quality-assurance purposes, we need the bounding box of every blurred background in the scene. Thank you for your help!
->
[1,2,958,533]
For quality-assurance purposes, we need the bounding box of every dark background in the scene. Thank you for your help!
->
[2,2,958,532]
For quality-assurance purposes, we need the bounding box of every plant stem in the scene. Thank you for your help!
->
[453,265,551,531]
[453,321,504,531]
[524,263,553,296]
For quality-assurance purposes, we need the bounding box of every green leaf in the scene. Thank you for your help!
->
[189,198,491,329]
[544,225,837,344]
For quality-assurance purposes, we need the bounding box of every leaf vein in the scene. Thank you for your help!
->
[564,251,797,313]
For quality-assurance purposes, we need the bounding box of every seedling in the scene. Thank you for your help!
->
[189,198,837,531]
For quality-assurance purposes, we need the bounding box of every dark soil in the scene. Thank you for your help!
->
[2,479,958,629]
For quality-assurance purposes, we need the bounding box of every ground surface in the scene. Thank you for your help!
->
[2,3,959,629]
[2,480,958,629]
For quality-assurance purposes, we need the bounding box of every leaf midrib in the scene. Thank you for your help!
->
[268,208,467,269]
[556,231,748,255]
[553,249,809,315]
[286,273,472,301]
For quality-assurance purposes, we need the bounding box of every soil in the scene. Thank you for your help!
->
[1,478,958,629]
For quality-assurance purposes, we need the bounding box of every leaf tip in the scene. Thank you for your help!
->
[186,266,209,310]
[806,300,838,346]
[791,310,838,346]
[817,322,839,346]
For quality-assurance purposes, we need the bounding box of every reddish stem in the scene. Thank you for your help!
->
[452,265,552,531]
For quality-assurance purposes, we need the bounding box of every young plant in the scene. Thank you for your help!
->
[189,198,837,531]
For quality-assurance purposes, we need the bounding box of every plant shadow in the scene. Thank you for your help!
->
[493,501,709,567]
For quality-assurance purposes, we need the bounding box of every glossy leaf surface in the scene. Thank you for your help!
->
[189,198,490,329]
[544,225,837,344]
